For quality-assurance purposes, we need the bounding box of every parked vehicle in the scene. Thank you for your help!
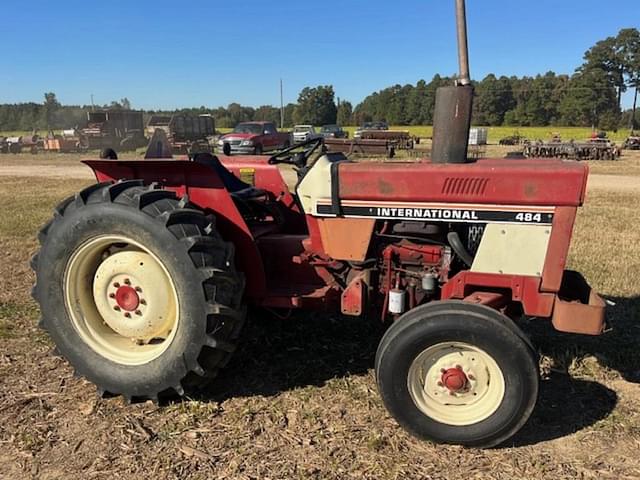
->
[293,125,321,144]
[147,114,215,154]
[320,124,348,139]
[623,133,640,150]
[217,121,290,155]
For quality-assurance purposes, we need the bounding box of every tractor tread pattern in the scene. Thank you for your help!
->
[31,180,246,401]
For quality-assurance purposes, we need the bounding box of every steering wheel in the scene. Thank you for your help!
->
[268,137,324,168]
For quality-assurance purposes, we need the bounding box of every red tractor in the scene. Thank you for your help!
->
[30,1,606,448]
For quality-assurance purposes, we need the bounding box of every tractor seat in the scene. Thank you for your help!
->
[193,153,267,200]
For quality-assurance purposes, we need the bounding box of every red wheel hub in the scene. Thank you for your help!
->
[441,367,468,392]
[114,285,140,312]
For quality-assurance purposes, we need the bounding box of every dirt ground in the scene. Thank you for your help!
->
[0,150,639,479]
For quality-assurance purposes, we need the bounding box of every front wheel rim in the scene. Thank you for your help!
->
[64,235,180,366]
[407,342,506,426]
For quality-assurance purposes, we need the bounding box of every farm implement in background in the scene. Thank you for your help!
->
[0,134,42,154]
[323,137,398,157]
[523,134,621,161]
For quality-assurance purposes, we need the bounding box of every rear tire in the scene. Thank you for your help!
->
[375,301,538,448]
[31,181,246,401]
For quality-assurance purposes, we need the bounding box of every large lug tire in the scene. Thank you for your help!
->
[375,301,538,448]
[31,181,246,402]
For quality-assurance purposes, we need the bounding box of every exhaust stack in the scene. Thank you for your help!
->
[431,0,474,164]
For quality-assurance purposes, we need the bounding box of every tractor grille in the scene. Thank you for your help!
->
[442,177,489,196]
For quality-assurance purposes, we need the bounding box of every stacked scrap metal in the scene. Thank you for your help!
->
[42,130,83,153]
[324,137,396,157]
[358,130,416,150]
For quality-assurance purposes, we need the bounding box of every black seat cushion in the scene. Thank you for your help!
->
[193,153,268,198]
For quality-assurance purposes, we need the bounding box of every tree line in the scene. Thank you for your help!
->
[354,28,639,130]
[1,28,638,132]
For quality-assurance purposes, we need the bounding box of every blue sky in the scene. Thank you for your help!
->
[1,0,637,109]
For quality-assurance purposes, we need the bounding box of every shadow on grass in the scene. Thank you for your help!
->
[205,310,383,400]
[528,295,640,384]
[193,295,638,445]
[509,375,617,447]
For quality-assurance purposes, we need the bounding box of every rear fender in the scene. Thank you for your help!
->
[83,159,267,299]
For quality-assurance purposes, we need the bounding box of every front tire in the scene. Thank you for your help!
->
[31,181,246,401]
[375,301,538,448]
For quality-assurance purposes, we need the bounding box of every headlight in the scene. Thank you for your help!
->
[241,140,254,146]
[217,139,224,146]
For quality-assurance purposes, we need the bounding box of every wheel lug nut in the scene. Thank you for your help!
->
[468,374,475,381]
[135,310,142,316]
[124,278,131,285]
[113,306,121,311]
[455,364,462,370]
[124,312,131,318]
[135,286,142,293]
[437,381,443,387]
[140,299,146,305]
[113,282,120,288]
[109,293,116,299]
[440,368,446,373]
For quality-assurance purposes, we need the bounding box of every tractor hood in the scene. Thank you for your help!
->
[337,158,589,207]
[220,133,258,141]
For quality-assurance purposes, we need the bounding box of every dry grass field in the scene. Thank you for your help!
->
[0,150,639,479]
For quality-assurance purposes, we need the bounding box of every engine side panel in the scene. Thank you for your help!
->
[471,223,551,276]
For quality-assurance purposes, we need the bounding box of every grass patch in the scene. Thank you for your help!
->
[0,176,90,238]
[569,190,640,296]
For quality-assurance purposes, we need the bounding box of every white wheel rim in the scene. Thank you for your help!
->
[407,342,505,426]
[64,235,179,366]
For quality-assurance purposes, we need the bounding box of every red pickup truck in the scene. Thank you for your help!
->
[217,121,291,155]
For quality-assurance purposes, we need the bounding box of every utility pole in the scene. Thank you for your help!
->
[280,79,284,129]
[90,94,95,111]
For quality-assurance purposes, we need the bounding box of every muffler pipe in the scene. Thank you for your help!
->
[455,0,471,86]
[431,0,474,164]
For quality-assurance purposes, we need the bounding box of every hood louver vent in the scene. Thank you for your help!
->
[442,177,489,196]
